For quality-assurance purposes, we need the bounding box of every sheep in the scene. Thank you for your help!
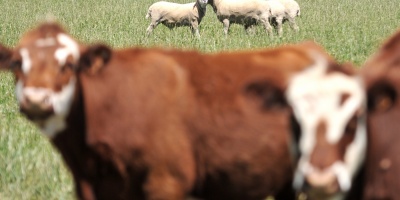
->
[272,0,300,31]
[207,0,274,35]
[145,0,208,37]
[265,0,286,36]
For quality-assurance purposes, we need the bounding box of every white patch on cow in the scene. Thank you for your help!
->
[287,55,366,194]
[23,87,52,105]
[20,48,32,74]
[41,115,67,138]
[51,77,76,116]
[331,161,351,191]
[35,38,56,47]
[293,157,310,189]
[15,80,24,104]
[294,159,351,191]
[43,76,76,138]
[55,33,79,66]
[18,77,76,138]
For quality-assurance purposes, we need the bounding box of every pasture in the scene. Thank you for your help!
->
[0,0,399,199]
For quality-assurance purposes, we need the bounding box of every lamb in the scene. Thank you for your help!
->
[207,0,274,35]
[145,0,208,37]
[273,0,300,31]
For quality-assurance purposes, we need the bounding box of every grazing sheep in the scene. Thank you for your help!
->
[146,0,208,37]
[273,0,300,31]
[207,0,274,35]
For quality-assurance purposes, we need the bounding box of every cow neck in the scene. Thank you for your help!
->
[51,77,87,162]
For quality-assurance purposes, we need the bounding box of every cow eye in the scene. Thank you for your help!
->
[9,60,22,71]
[368,82,396,113]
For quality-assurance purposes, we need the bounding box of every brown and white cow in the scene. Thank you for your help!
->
[0,22,333,200]
[285,57,367,200]
[0,23,108,199]
[361,29,400,200]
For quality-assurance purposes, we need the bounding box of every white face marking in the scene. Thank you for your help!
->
[55,33,79,66]
[20,48,32,74]
[51,77,76,117]
[294,159,352,194]
[35,38,56,47]
[17,77,76,138]
[287,56,367,193]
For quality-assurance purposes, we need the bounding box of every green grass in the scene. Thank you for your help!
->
[0,0,399,199]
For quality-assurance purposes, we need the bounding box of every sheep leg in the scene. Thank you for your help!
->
[190,20,201,38]
[288,17,299,32]
[222,19,230,35]
[245,24,256,35]
[275,16,283,37]
[260,17,273,37]
[146,21,159,36]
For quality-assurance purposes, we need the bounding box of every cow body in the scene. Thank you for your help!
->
[79,45,319,200]
[0,22,330,200]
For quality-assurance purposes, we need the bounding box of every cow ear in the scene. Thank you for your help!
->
[78,44,111,74]
[0,44,12,70]
[244,80,288,111]
[365,30,400,70]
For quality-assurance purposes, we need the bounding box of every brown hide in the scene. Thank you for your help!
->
[51,87,118,200]
[361,30,400,199]
[78,42,329,200]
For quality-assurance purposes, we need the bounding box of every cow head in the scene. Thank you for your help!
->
[0,22,83,138]
[361,30,400,199]
[286,56,367,199]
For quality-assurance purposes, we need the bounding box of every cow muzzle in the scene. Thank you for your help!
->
[295,161,351,200]
[303,170,340,199]
[19,87,54,120]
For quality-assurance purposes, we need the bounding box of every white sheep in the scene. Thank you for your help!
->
[265,0,286,36]
[273,0,300,31]
[145,0,208,37]
[207,0,274,35]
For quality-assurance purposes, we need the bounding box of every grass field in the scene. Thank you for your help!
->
[0,0,399,199]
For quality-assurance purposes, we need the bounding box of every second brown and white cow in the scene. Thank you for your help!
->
[0,22,334,200]
[285,57,367,200]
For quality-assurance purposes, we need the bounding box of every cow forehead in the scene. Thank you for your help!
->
[18,33,79,74]
[287,61,365,144]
